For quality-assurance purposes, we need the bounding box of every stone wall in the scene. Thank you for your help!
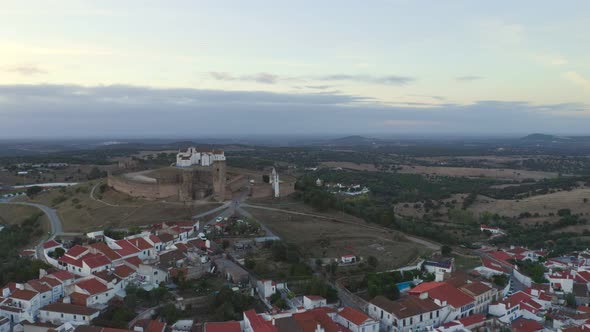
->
[107,174,179,200]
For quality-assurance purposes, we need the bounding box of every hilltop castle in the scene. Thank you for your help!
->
[176,147,225,167]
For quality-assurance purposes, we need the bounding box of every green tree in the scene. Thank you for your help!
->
[441,245,452,256]
[26,186,43,197]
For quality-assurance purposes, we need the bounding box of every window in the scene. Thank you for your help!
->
[74,315,77,320]
[430,312,433,319]
[420,314,422,322]
[436,311,439,318]
[61,314,64,318]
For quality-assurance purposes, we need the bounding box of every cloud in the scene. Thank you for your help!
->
[305,85,333,90]
[456,76,483,82]
[4,65,47,76]
[535,54,568,66]
[209,72,280,84]
[563,71,590,90]
[0,84,587,138]
[209,72,415,86]
[319,74,414,85]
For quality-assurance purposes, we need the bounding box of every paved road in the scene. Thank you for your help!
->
[0,200,64,262]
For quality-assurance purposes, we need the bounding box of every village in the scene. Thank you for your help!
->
[1,210,590,332]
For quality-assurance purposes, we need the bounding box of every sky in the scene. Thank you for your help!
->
[1,0,589,138]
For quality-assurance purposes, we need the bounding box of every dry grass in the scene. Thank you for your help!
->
[469,188,590,218]
[244,207,431,271]
[22,182,221,232]
[396,165,557,180]
[0,165,117,186]
[320,162,378,172]
[0,204,51,245]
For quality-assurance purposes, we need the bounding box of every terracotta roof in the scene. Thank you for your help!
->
[10,289,39,301]
[39,277,61,287]
[83,254,112,268]
[66,245,89,258]
[511,318,544,332]
[113,240,141,257]
[204,321,241,332]
[69,292,90,306]
[243,309,278,332]
[27,280,52,293]
[148,235,162,244]
[292,308,341,332]
[43,240,61,249]
[338,306,372,326]
[408,282,444,295]
[157,233,175,243]
[426,283,474,308]
[481,257,510,273]
[457,313,486,327]
[133,320,166,332]
[76,278,108,295]
[41,303,100,315]
[125,256,143,267]
[460,282,491,296]
[90,242,121,261]
[114,264,135,278]
[128,237,153,251]
[371,295,439,319]
[48,270,75,282]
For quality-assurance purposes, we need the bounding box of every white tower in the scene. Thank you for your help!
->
[270,167,280,198]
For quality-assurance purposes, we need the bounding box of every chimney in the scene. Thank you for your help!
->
[419,292,428,300]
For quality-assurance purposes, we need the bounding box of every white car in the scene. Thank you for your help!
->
[215,217,223,223]
[198,232,207,240]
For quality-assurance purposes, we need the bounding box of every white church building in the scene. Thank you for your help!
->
[176,147,225,167]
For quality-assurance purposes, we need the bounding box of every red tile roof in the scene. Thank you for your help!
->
[83,254,112,269]
[90,242,121,261]
[149,235,162,244]
[408,282,444,295]
[41,303,100,316]
[76,278,108,295]
[66,245,89,258]
[114,265,135,278]
[113,240,141,257]
[124,256,142,267]
[426,283,475,308]
[338,307,372,326]
[511,318,544,332]
[49,270,74,282]
[39,277,61,287]
[43,240,61,249]
[10,289,38,301]
[26,280,52,293]
[70,292,89,306]
[293,308,342,332]
[460,282,491,296]
[204,321,241,332]
[244,309,278,332]
[457,313,486,327]
[128,237,153,251]
[481,257,510,273]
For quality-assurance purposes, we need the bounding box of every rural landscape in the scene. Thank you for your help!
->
[1,134,590,331]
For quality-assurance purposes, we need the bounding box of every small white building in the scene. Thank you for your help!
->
[303,295,327,310]
[39,303,99,325]
[335,307,379,332]
[341,255,356,264]
[256,280,277,300]
[176,148,225,167]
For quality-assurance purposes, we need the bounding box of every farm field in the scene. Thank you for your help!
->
[244,207,431,271]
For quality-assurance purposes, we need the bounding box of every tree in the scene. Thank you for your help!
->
[26,186,43,197]
[262,175,270,183]
[367,256,378,269]
[565,293,577,308]
[441,245,452,256]
[53,247,65,258]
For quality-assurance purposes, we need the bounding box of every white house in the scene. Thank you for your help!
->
[479,224,503,235]
[547,270,575,293]
[39,303,100,325]
[71,277,114,307]
[303,295,327,310]
[488,291,544,323]
[0,317,9,332]
[256,280,277,300]
[368,294,444,332]
[176,147,225,167]
[459,282,497,315]
[335,307,379,332]
[24,281,52,308]
[4,289,41,323]
[341,255,356,264]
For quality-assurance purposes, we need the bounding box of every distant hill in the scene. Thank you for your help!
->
[314,135,385,146]
[521,133,590,143]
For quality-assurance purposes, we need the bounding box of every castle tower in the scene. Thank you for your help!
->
[271,167,280,198]
[212,160,226,201]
